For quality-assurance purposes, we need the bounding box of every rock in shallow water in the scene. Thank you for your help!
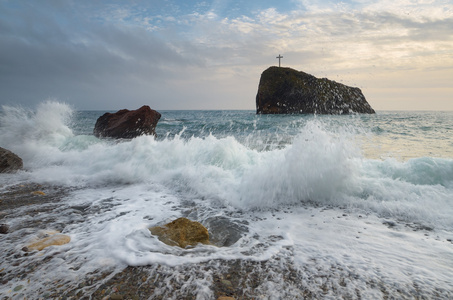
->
[0,223,9,234]
[24,233,71,251]
[204,216,248,247]
[93,105,161,139]
[149,217,210,248]
[0,147,23,173]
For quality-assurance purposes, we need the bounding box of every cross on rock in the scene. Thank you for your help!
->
[276,54,283,67]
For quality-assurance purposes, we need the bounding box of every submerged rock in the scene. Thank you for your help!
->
[204,216,248,247]
[0,147,23,173]
[149,217,210,248]
[24,233,71,251]
[256,66,375,114]
[93,105,161,139]
[0,223,9,234]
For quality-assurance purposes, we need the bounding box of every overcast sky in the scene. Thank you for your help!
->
[1,0,452,111]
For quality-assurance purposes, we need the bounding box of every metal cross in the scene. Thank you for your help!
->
[276,54,283,67]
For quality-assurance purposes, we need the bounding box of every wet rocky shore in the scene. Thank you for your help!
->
[1,183,449,299]
[0,183,318,299]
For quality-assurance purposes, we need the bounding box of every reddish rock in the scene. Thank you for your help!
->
[93,105,161,139]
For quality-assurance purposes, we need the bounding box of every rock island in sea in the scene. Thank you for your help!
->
[256,66,375,114]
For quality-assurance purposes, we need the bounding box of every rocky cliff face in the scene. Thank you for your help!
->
[256,67,375,114]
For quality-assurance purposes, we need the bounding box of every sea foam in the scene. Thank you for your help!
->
[1,101,452,227]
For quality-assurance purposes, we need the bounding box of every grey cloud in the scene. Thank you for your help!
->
[0,1,203,109]
[348,12,453,43]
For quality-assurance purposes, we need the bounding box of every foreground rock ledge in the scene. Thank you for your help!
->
[256,66,375,114]
[94,105,161,139]
[149,217,210,248]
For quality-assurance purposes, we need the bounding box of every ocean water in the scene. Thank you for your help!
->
[1,101,453,298]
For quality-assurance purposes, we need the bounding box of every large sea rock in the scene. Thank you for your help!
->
[93,105,161,139]
[256,67,375,114]
[0,147,23,173]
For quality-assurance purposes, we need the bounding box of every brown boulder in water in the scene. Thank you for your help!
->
[93,105,161,139]
[149,217,210,248]
[24,233,71,251]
